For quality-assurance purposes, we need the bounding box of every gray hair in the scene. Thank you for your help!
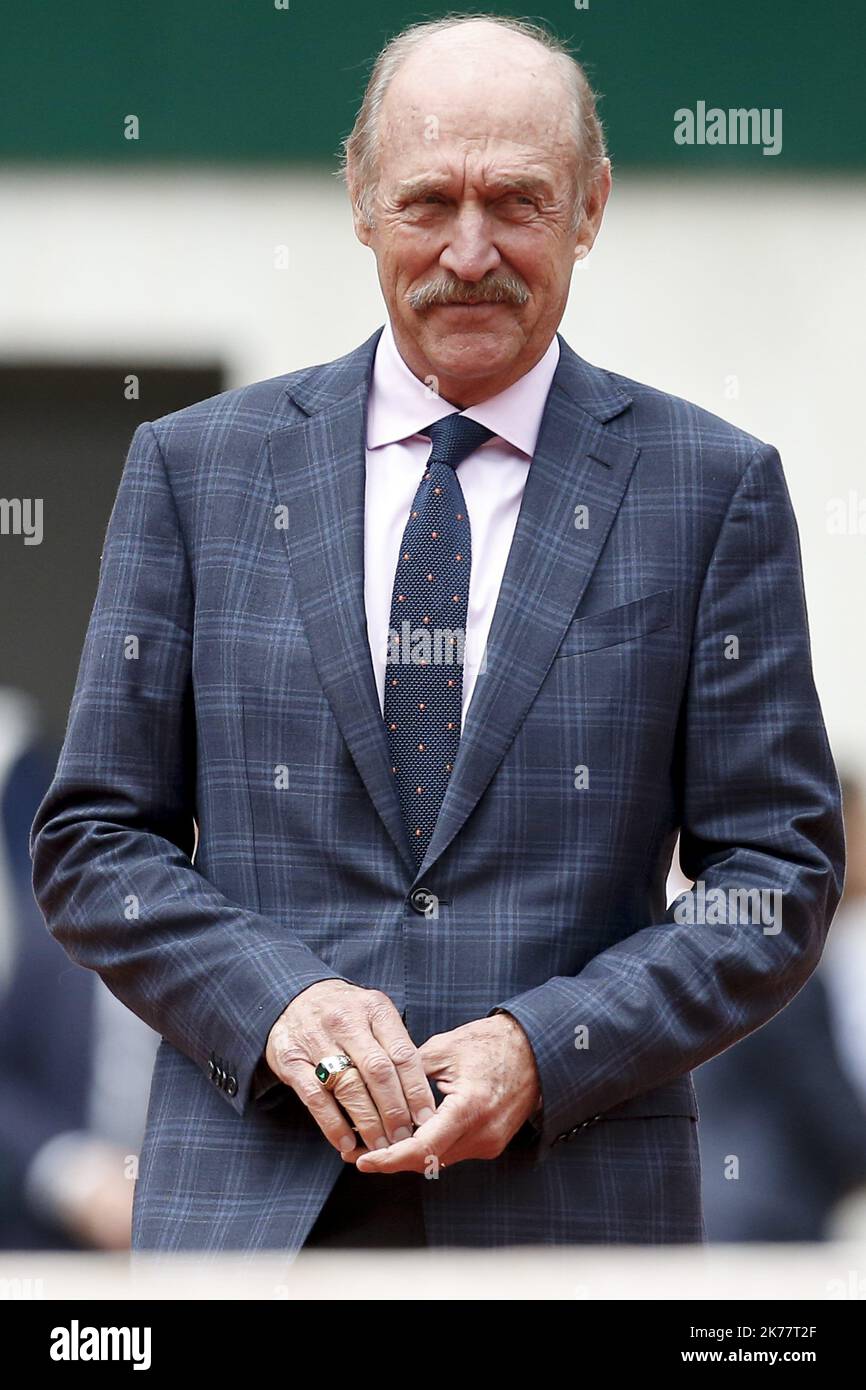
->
[336,13,608,235]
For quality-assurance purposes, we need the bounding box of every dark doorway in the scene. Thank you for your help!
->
[0,363,224,739]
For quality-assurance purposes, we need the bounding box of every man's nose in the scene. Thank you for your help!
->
[439,206,501,282]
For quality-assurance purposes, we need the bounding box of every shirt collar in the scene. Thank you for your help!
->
[365,317,561,458]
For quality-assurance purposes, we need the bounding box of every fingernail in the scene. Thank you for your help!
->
[374,1136,390,1150]
[417,1107,435,1124]
[394,1126,412,1142]
[339,1135,356,1153]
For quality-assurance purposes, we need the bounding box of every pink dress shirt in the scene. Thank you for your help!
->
[363,319,560,723]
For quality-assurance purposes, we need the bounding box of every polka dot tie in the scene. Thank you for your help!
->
[384,414,495,867]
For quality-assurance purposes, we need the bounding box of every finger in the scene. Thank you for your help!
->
[283,1061,365,1157]
[355,1094,469,1174]
[334,1025,416,1145]
[328,1063,392,1152]
[367,1011,439,1130]
[301,1009,394,1150]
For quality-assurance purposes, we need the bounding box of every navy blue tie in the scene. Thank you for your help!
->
[384,414,495,867]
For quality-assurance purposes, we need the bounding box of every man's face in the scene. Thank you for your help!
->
[351,28,610,405]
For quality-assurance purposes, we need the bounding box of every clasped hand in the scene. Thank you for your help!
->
[264,980,542,1174]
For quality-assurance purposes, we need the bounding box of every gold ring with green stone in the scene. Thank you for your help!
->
[314,1054,356,1091]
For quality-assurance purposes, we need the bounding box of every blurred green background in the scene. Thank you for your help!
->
[1,0,861,167]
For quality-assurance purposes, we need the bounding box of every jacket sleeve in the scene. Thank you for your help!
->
[29,421,350,1118]
[488,442,846,1151]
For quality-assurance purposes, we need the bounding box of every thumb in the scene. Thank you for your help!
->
[416,1030,453,1070]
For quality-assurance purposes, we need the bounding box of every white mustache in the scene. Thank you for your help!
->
[407,274,530,310]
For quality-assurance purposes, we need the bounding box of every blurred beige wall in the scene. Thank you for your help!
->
[1,168,862,771]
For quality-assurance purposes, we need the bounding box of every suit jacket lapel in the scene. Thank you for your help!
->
[268,327,417,873]
[416,335,638,880]
[268,326,638,884]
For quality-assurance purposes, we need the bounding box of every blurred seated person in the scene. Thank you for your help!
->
[685,782,866,1242]
[0,687,159,1249]
[821,773,866,1109]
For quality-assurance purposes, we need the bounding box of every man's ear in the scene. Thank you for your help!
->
[571,158,611,262]
[353,207,373,247]
[346,167,374,246]
[576,157,612,258]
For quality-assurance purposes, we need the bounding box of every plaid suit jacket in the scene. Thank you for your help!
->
[30,325,845,1252]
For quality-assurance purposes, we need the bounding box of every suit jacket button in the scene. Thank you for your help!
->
[226,1074,238,1097]
[410,888,436,916]
[573,1115,602,1133]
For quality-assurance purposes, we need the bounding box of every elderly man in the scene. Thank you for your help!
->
[31,14,844,1252]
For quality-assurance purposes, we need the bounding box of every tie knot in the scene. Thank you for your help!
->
[421,414,495,470]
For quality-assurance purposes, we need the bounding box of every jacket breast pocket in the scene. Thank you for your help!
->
[554,587,674,659]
